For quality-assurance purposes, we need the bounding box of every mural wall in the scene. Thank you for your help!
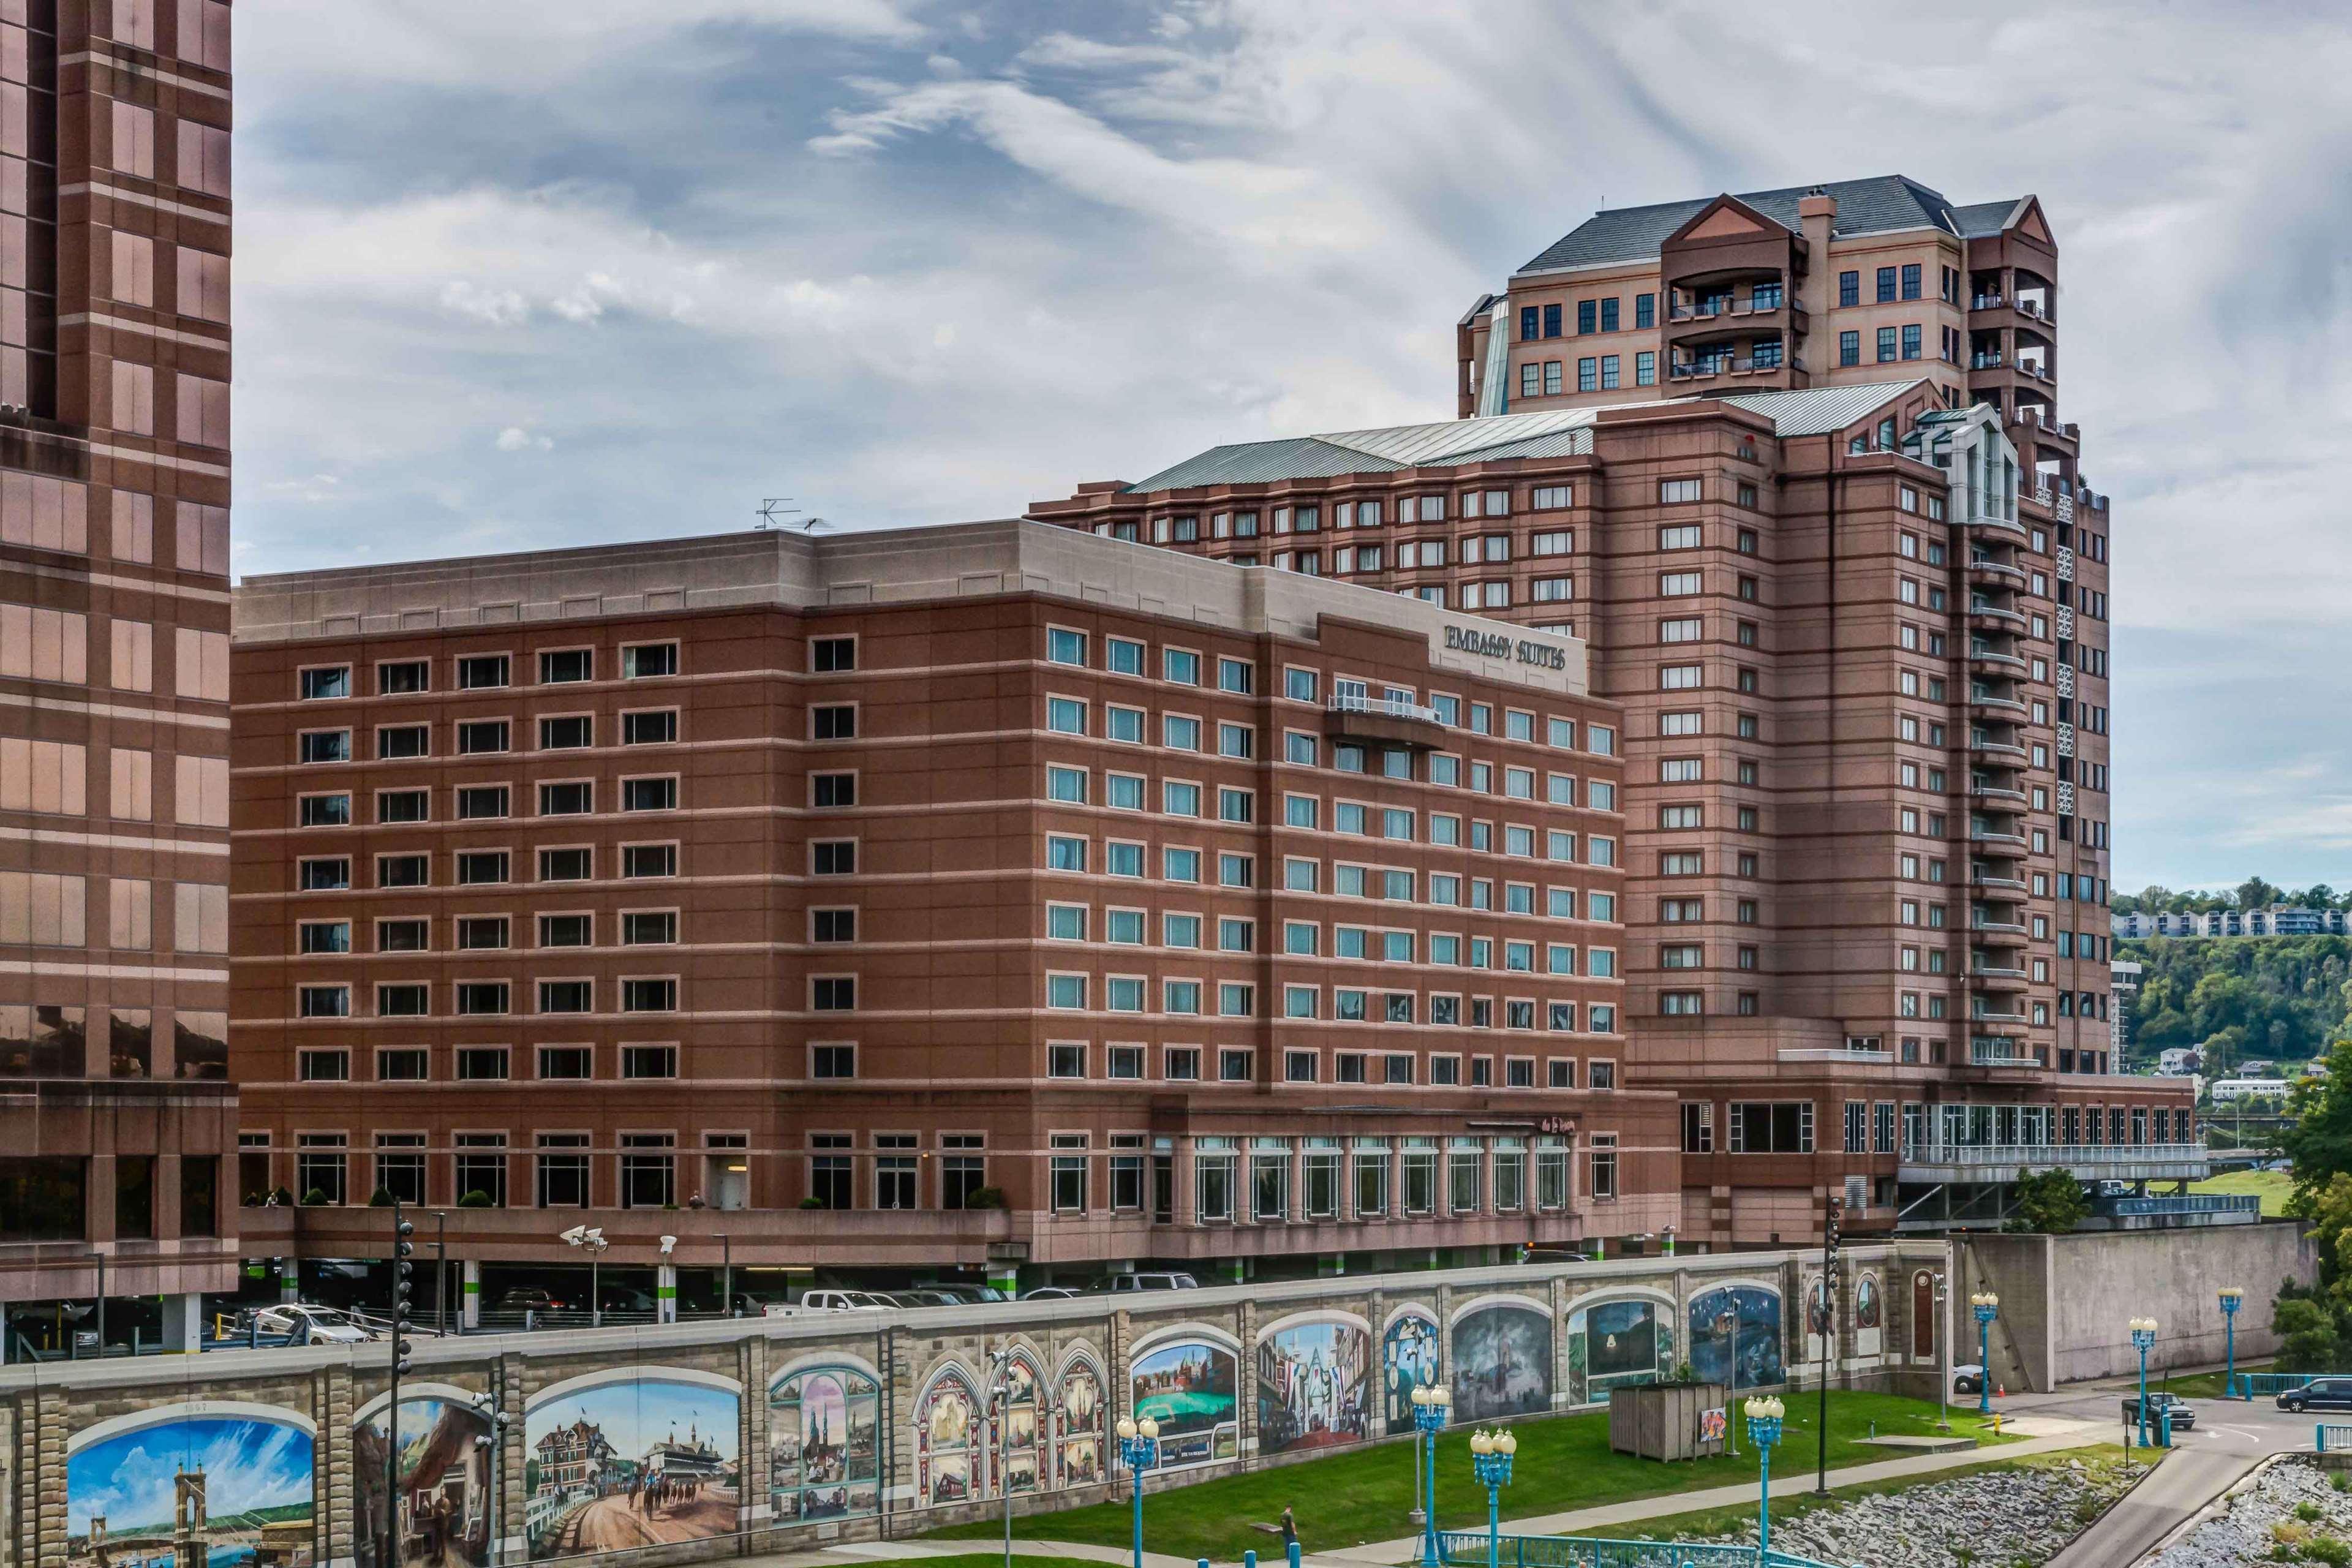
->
[1381,1308,1442,1436]
[1255,1316,1371,1456]
[1855,1273,1883,1358]
[1566,1296,1673,1406]
[1803,1275,1833,1365]
[912,1370,981,1507]
[356,1396,491,1568]
[770,1364,880,1526]
[1129,1337,1238,1469]
[67,1406,317,1568]
[1055,1355,1107,1488]
[1686,1285,1785,1393]
[1451,1301,1553,1420]
[524,1372,741,1560]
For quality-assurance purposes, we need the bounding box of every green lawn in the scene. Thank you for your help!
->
[2160,1361,2273,1399]
[2190,1168,2295,1216]
[838,1558,1090,1568]
[925,1393,2011,1562]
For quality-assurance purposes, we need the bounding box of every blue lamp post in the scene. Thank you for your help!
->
[1114,1414,1159,1568]
[2130,1317,2159,1448]
[1971,1292,2000,1415]
[1409,1376,1452,1567]
[1468,1428,1516,1568]
[2219,1287,2244,1399]
[1744,1395,1785,1559]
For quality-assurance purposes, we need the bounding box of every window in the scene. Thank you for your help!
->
[1901,262,1921,301]
[1877,326,1898,362]
[456,720,508,755]
[622,709,677,745]
[298,1049,349,1083]
[625,639,682,677]
[1659,478,1702,504]
[1635,350,1656,386]
[622,776,677,812]
[624,843,679,878]
[299,666,350,701]
[1901,323,1922,360]
[456,654,509,690]
[538,715,592,749]
[812,704,856,741]
[1577,357,1596,392]
[1047,627,1086,666]
[539,649,592,684]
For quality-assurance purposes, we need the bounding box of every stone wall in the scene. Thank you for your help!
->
[1964,1219,2317,1390]
[0,1244,1950,1568]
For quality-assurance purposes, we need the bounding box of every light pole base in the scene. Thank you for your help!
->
[1408,1508,1427,1525]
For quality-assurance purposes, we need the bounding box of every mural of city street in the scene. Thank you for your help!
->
[1255,1317,1370,1455]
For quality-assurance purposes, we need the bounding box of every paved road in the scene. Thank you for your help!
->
[567,1488,741,1552]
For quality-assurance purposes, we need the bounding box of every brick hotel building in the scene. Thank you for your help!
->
[0,0,236,1338]
[1034,176,2197,1245]
[228,522,1673,1292]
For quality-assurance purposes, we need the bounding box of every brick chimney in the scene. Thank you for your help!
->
[1797,189,1837,336]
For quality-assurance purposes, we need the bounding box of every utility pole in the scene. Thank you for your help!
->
[1815,1194,1841,1496]
[387,1205,416,1568]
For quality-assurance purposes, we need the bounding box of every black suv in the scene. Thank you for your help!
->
[2121,1390,2197,1430]
[2280,1378,2352,1412]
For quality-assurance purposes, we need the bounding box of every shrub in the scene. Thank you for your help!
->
[368,1187,396,1207]
[2306,1535,2350,1566]
[458,1189,493,1208]
[301,1187,331,1206]
[966,1186,1009,1210]
[797,1196,824,1209]
[2300,1503,2325,1523]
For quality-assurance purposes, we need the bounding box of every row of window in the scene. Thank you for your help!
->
[295,775,679,826]
[297,711,678,761]
[295,1043,680,1084]
[296,842,679,890]
[1042,823,1617,889]
[1041,971,1618,1031]
[1133,486,1562,544]
[0,601,229,699]
[1520,293,1655,341]
[295,978,681,1020]
[1520,353,1655,397]
[296,910,693,956]
[296,643,680,700]
[1035,1040,1619,1089]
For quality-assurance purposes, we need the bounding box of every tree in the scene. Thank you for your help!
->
[2239,875,2281,913]
[2008,1168,2089,1233]
[2285,1042,2352,1197]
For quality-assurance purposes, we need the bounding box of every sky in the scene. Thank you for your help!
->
[231,1,2352,892]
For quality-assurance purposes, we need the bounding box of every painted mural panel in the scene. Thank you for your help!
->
[1687,1286,1785,1393]
[1001,1357,1044,1494]
[1450,1303,1552,1421]
[1129,1338,1239,1469]
[1056,1360,1107,1488]
[913,1372,980,1506]
[524,1374,739,1559]
[1381,1308,1442,1436]
[356,1399,491,1568]
[1854,1272,1884,1358]
[1566,1297,1673,1406]
[67,1408,317,1568]
[1256,1318,1371,1456]
[769,1366,879,1525]
[1803,1275,1833,1365]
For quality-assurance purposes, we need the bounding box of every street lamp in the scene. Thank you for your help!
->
[2130,1317,2160,1448]
[1744,1396,1785,1559]
[2218,1287,2244,1398]
[1408,1376,1451,1567]
[1114,1415,1159,1568]
[1970,1292,2000,1415]
[1468,1428,1515,1568]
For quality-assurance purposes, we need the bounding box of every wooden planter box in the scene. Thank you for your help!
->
[1608,1382,1728,1461]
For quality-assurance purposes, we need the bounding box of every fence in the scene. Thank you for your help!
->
[2319,1423,2352,1453]
[2236,1373,2321,1398]
[1435,1529,1849,1568]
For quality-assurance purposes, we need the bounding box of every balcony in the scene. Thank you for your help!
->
[1668,353,1801,382]
[1901,1141,2212,1185]
[1968,647,2027,673]
[1972,870,2027,891]
[1969,918,2027,936]
[1969,780,2027,802]
[1967,598,2027,628]
[1327,691,1446,751]
[1967,556,2026,585]
[1969,294,2006,311]
[1969,351,2006,369]
[1969,1008,2028,1025]
[1969,692,2027,718]
[1970,963,2028,981]
[1776,1046,1896,1065]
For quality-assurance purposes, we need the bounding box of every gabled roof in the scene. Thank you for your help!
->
[1516,175,2027,276]
[1119,383,1926,495]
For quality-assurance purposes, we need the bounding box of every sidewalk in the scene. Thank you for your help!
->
[740,1421,2108,1568]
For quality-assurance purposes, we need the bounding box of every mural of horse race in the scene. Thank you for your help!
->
[1255,1316,1370,1456]
[524,1372,740,1559]
[67,1406,317,1568]
[1129,1336,1239,1469]
[1450,1301,1553,1420]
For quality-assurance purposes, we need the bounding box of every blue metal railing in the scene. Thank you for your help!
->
[1436,1529,1845,1568]
[2239,1373,2321,1398]
[2094,1194,2260,1218]
[2320,1422,2352,1452]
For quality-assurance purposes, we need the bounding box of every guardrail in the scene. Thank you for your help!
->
[1436,1531,1847,1567]
[2320,1422,2352,1453]
[2239,1373,2320,1398]
[2093,1194,2258,1218]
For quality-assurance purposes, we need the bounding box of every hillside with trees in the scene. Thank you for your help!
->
[2114,875,2348,916]
[2123,933,2352,1073]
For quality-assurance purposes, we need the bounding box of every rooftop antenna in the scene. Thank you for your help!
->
[756,497,796,530]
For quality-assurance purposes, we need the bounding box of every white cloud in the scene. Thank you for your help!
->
[495,426,554,451]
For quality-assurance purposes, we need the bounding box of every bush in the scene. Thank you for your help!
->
[2306,1535,2350,1566]
[457,1189,494,1208]
[966,1186,1009,1210]
[2301,1504,2325,1523]
[797,1197,824,1210]
[367,1187,396,1207]
[301,1187,331,1206]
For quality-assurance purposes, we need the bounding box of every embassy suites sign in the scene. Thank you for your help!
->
[1444,624,1569,671]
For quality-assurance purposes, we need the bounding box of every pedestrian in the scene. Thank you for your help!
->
[1280,1504,1298,1553]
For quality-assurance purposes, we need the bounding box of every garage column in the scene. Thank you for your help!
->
[462,1259,481,1329]
[657,1262,679,1323]
[162,1291,204,1352]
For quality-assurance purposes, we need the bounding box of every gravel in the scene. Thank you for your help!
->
[1677,1455,2138,1567]
[2146,1458,2352,1568]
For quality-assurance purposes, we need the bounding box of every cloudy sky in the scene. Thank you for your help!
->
[233,1,2352,892]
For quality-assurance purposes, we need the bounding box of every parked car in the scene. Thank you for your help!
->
[800,1289,895,1311]
[250,1305,375,1346]
[598,1286,658,1313]
[1951,1363,1985,1395]
[2279,1378,2352,1412]
[1022,1286,1085,1300]
[2121,1391,2196,1430]
[1106,1272,1199,1293]
[892,1289,965,1308]
[496,1286,567,1313]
